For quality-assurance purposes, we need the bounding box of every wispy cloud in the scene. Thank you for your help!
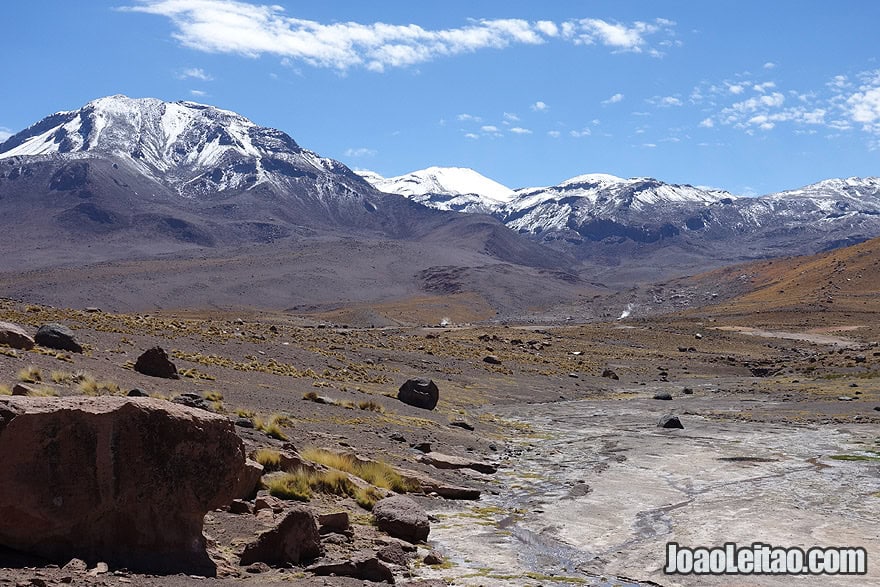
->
[457,113,482,122]
[547,130,561,138]
[177,67,213,81]
[122,1,678,71]
[0,127,13,142]
[509,127,532,134]
[602,92,624,105]
[531,100,549,112]
[481,125,499,133]
[190,89,208,97]
[344,147,377,157]
[570,128,591,138]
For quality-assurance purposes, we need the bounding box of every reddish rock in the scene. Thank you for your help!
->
[233,458,264,500]
[0,321,34,350]
[239,505,323,566]
[0,396,246,575]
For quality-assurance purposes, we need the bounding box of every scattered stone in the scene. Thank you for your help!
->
[602,368,619,380]
[449,419,474,431]
[849,383,859,388]
[34,323,82,353]
[126,388,148,397]
[855,355,867,363]
[682,387,694,395]
[419,452,497,475]
[423,551,445,565]
[239,505,323,566]
[0,396,246,575]
[318,512,350,535]
[658,414,684,429]
[307,552,394,583]
[376,541,410,566]
[84,307,102,313]
[235,416,255,428]
[372,495,430,543]
[411,442,432,453]
[483,355,502,365]
[254,494,286,514]
[874,406,880,412]
[134,346,179,379]
[88,562,109,576]
[245,562,270,574]
[0,321,34,350]
[694,333,703,340]
[652,392,673,401]
[397,378,439,410]
[62,558,88,573]
[11,384,34,396]
[172,392,210,411]
[233,459,264,501]
[389,432,407,442]
[228,499,253,515]
[568,372,579,378]
[838,396,854,401]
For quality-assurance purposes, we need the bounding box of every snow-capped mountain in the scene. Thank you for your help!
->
[0,95,360,198]
[358,166,515,213]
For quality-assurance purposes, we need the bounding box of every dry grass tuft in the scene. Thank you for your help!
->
[253,448,283,472]
[17,366,42,383]
[358,400,385,413]
[301,447,416,493]
[254,413,291,441]
[0,384,11,396]
[266,468,368,507]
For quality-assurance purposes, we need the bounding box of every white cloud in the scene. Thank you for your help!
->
[602,92,624,104]
[503,112,520,122]
[0,127,13,142]
[509,127,532,134]
[457,113,482,122]
[565,17,676,55]
[178,67,213,81]
[531,101,549,112]
[344,147,377,157]
[464,133,479,139]
[641,143,657,148]
[570,128,591,138]
[699,117,714,128]
[727,83,745,95]
[763,62,776,70]
[189,89,208,97]
[547,130,561,138]
[481,125,499,132]
[649,95,682,107]
[753,81,776,93]
[123,1,678,71]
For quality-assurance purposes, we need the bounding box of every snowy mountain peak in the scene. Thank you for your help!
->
[559,173,626,187]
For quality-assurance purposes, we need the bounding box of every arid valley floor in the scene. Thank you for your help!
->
[1,243,879,587]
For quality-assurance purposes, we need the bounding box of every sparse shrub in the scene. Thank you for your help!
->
[358,400,385,413]
[0,384,11,396]
[313,470,356,496]
[254,413,290,441]
[303,391,320,401]
[0,347,18,358]
[51,370,75,384]
[17,366,42,383]
[253,448,283,472]
[204,391,224,402]
[27,386,59,397]
[235,407,256,418]
[354,486,383,510]
[76,376,120,396]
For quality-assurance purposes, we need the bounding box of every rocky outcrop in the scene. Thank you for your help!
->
[0,321,34,350]
[134,346,179,379]
[0,396,246,575]
[658,414,684,429]
[233,458,264,501]
[34,323,82,353]
[307,551,395,583]
[398,468,481,500]
[418,451,498,474]
[397,378,439,410]
[372,495,430,543]
[239,505,323,566]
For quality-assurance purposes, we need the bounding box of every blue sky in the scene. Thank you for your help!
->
[2,1,878,195]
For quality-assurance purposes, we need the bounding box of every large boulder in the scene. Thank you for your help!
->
[239,505,323,566]
[0,396,246,575]
[372,495,430,543]
[397,378,439,410]
[34,323,82,353]
[134,346,179,379]
[0,321,34,350]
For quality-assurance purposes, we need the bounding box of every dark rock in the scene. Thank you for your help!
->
[239,505,323,566]
[411,442,431,453]
[658,414,684,429]
[419,452,497,474]
[126,388,148,397]
[308,552,394,583]
[652,392,673,400]
[682,388,694,395]
[389,432,406,442]
[318,512,350,535]
[245,562,270,573]
[0,396,246,575]
[855,355,867,363]
[34,323,82,353]
[449,419,474,431]
[0,321,34,350]
[376,541,410,566]
[602,368,619,380]
[482,355,501,365]
[423,551,444,565]
[228,499,253,515]
[233,459,263,501]
[399,468,480,500]
[235,417,255,428]
[134,347,179,379]
[172,393,210,411]
[397,378,439,410]
[11,384,34,396]
[372,495,430,543]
